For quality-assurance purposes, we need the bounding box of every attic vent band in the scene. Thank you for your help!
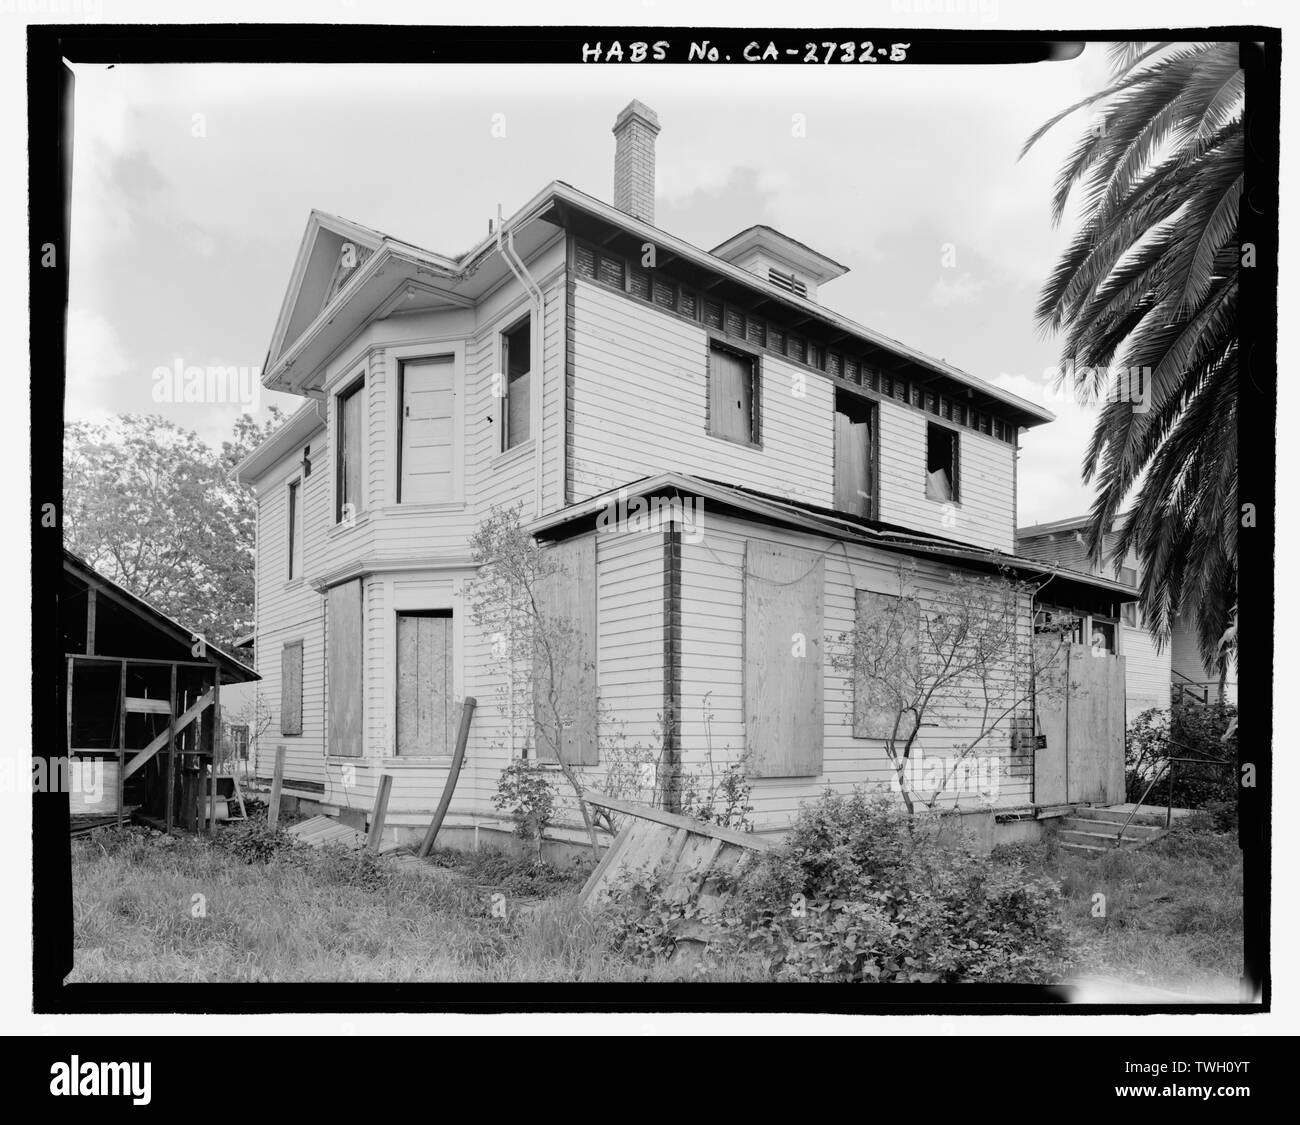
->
[768,267,808,298]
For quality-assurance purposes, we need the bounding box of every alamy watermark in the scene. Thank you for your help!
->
[596,488,705,544]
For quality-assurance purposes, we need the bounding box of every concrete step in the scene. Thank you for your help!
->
[1059,816,1164,839]
[1059,828,1138,848]
[1071,805,1171,829]
[1060,841,1110,855]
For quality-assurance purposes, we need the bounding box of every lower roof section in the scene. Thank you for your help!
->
[529,472,1135,616]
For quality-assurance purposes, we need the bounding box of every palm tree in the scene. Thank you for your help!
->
[1023,41,1242,679]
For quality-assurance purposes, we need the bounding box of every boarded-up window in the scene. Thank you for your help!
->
[852,591,920,739]
[744,541,823,777]
[327,580,363,757]
[336,378,364,522]
[396,612,454,756]
[707,343,758,445]
[533,535,597,765]
[502,317,531,450]
[280,641,303,735]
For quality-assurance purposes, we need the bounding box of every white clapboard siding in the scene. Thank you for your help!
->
[677,512,1034,830]
[569,279,835,507]
[876,401,1016,553]
[1121,623,1171,719]
[252,419,329,792]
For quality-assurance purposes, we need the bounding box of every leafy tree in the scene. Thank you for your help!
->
[465,504,602,855]
[830,566,1067,816]
[1024,42,1242,677]
[63,408,285,651]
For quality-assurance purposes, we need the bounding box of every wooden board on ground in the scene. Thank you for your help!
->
[578,792,773,909]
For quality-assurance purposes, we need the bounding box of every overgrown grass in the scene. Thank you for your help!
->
[69,826,765,982]
[70,817,1243,988]
[995,825,1244,995]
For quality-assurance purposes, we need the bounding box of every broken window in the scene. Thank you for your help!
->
[925,422,959,503]
[707,342,759,445]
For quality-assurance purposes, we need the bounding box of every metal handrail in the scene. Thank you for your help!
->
[1113,751,1232,846]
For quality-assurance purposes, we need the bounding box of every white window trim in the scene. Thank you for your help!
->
[496,311,534,457]
[383,575,467,759]
[284,473,304,587]
[384,339,466,507]
[331,363,368,527]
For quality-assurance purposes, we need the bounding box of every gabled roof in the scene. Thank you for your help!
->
[264,210,387,374]
[62,549,259,682]
[262,181,1054,428]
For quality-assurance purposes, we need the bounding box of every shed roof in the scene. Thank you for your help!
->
[62,549,259,682]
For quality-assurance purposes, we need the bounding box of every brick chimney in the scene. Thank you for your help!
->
[612,100,660,225]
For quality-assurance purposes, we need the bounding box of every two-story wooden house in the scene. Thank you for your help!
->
[237,101,1132,845]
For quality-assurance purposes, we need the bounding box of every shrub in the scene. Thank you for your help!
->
[607,788,1069,983]
[217,820,294,865]
[1126,697,1236,810]
[493,761,557,847]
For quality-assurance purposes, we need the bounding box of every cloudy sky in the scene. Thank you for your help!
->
[68,50,1118,525]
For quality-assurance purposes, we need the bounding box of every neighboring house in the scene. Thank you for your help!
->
[1016,515,1171,722]
[236,101,1129,842]
[1017,514,1238,714]
[1170,610,1238,706]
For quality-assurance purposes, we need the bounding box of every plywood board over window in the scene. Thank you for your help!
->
[707,342,758,445]
[533,534,598,765]
[327,579,364,757]
[852,590,920,740]
[280,641,303,736]
[396,612,454,755]
[744,541,823,777]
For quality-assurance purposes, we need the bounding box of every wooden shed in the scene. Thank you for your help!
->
[60,549,259,833]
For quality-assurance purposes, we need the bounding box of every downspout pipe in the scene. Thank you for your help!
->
[496,205,546,519]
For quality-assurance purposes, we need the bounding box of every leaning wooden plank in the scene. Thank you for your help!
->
[579,821,634,903]
[366,774,394,854]
[580,792,775,852]
[122,690,214,778]
[416,697,477,858]
[287,816,332,837]
[611,820,664,886]
[665,834,713,902]
[267,746,286,831]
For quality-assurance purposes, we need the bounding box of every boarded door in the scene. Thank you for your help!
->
[400,356,455,504]
[1032,636,1069,805]
[534,534,598,764]
[1033,639,1125,806]
[1068,647,1126,804]
[834,393,873,517]
[744,541,824,777]
[396,612,454,756]
[327,580,364,757]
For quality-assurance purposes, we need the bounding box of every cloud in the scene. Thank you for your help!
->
[65,307,133,421]
[930,272,988,306]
